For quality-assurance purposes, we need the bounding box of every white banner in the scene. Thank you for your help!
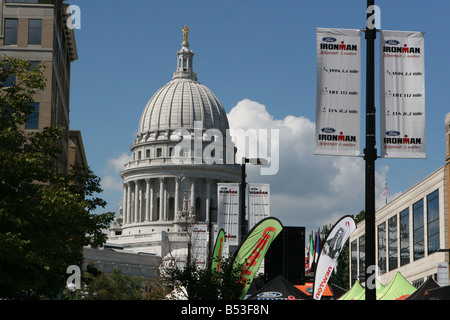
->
[315,28,362,156]
[248,183,270,230]
[217,183,240,246]
[313,216,356,300]
[380,30,426,158]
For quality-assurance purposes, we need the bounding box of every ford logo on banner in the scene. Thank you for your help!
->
[322,37,336,42]
[321,127,336,133]
[386,130,400,136]
[257,292,283,298]
[385,40,400,45]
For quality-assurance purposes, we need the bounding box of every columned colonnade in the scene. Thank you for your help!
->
[122,176,213,225]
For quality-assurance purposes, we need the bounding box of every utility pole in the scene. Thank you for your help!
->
[364,0,377,301]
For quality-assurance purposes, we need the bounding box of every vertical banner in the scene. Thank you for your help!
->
[248,183,270,230]
[217,183,240,246]
[313,215,356,300]
[233,217,283,300]
[315,28,362,156]
[380,30,426,158]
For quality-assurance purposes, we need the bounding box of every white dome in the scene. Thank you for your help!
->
[137,39,229,136]
[138,78,229,135]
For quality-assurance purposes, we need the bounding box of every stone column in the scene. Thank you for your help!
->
[150,181,154,221]
[205,178,210,222]
[145,178,151,221]
[134,180,139,223]
[159,178,165,221]
[190,178,196,214]
[138,181,143,222]
[123,182,128,225]
[126,181,132,224]
[174,177,180,218]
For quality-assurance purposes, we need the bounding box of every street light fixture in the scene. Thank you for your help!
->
[240,157,268,241]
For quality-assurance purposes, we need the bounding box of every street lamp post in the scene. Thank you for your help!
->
[364,0,377,301]
[240,157,268,242]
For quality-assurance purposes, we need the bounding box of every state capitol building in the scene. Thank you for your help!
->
[83,27,242,274]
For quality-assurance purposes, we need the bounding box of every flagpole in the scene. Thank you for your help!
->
[364,0,377,301]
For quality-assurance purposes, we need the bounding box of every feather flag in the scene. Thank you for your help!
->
[309,232,315,271]
[314,228,321,264]
[382,183,388,204]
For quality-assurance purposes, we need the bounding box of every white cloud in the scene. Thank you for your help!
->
[227,99,391,232]
[101,174,123,193]
[100,152,131,203]
[106,152,132,173]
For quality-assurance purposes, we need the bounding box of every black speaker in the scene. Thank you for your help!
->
[265,226,305,285]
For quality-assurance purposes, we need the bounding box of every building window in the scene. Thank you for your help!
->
[4,19,18,45]
[358,235,365,282]
[351,240,358,285]
[413,199,424,261]
[377,222,386,275]
[25,103,39,129]
[400,208,410,266]
[168,197,175,221]
[156,197,160,221]
[195,197,203,221]
[388,215,398,271]
[146,149,150,158]
[156,148,162,158]
[137,151,141,160]
[28,19,42,45]
[427,189,440,254]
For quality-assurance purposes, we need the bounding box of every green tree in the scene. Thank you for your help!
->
[0,57,114,299]
[76,268,155,300]
[165,256,245,300]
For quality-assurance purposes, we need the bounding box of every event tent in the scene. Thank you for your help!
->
[377,272,417,300]
[246,275,311,300]
[340,273,421,300]
[424,284,450,300]
[338,280,364,300]
[339,279,385,300]
[405,276,440,300]
[295,282,334,299]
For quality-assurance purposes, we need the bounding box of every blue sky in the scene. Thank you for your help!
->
[68,0,450,234]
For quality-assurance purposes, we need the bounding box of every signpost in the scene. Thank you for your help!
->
[364,0,377,301]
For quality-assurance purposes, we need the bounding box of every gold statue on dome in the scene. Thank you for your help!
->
[182,25,190,43]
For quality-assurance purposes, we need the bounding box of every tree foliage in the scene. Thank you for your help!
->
[0,57,114,299]
[164,256,245,300]
[73,267,161,300]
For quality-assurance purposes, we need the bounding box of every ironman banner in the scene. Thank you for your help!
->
[380,30,426,158]
[313,215,356,300]
[233,217,283,300]
[315,28,362,157]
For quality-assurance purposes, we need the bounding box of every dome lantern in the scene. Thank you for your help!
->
[173,25,197,81]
